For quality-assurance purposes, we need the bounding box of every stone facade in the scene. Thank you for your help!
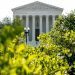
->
[12,1,63,46]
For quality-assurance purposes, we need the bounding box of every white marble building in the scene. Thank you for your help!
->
[12,1,63,46]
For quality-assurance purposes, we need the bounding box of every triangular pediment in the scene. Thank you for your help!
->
[12,1,63,11]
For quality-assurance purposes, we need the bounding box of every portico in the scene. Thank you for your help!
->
[12,1,63,46]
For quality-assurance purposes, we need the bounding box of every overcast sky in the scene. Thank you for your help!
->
[0,0,75,21]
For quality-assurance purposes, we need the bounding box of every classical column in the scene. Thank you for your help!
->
[32,15,35,42]
[40,15,42,34]
[26,15,29,27]
[46,15,49,33]
[52,15,55,26]
[26,15,29,43]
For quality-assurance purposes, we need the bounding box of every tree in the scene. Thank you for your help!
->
[0,17,24,44]
[49,10,75,74]
[0,18,26,75]
[12,17,24,35]
[0,29,69,75]
[64,10,75,30]
[38,33,70,75]
[0,17,70,75]
[2,17,11,25]
[0,21,3,28]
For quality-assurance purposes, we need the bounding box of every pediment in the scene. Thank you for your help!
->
[12,1,63,11]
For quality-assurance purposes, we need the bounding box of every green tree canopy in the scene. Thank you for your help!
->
[49,10,75,75]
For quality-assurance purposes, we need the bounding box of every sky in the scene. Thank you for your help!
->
[0,0,75,21]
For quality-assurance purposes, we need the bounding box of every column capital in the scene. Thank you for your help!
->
[52,15,55,17]
[40,15,43,17]
[46,15,49,17]
[32,15,35,17]
[26,15,29,17]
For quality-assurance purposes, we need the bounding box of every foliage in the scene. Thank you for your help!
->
[1,11,75,75]
[12,17,24,35]
[54,10,75,31]
[38,33,70,75]
[2,17,11,25]
[0,17,24,44]
[0,31,69,75]
[0,18,70,75]
[49,10,75,74]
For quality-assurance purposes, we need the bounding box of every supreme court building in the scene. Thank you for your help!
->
[12,1,63,46]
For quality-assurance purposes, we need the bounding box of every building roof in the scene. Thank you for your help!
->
[12,1,63,11]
